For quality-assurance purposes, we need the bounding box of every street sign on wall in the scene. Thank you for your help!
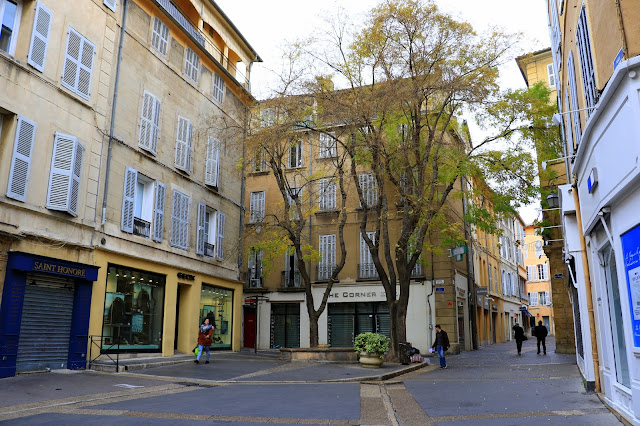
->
[476,287,488,296]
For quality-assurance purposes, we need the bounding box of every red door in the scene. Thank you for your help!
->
[243,307,256,348]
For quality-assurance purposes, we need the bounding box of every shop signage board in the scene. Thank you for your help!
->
[476,287,488,296]
[621,223,640,347]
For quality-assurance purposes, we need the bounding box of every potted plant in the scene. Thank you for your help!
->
[354,332,390,368]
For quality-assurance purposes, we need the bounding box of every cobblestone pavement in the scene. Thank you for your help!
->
[0,337,624,425]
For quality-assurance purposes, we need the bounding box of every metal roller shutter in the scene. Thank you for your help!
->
[16,273,75,372]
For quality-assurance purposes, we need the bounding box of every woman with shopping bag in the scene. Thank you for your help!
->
[194,318,213,364]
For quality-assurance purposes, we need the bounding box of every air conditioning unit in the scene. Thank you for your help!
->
[249,278,261,288]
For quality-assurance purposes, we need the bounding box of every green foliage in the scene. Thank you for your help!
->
[354,333,390,358]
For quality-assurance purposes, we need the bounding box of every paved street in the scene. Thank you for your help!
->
[0,337,623,425]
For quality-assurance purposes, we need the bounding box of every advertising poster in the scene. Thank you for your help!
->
[621,223,640,347]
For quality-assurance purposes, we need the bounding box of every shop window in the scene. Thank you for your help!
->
[328,302,389,348]
[200,284,233,349]
[102,265,165,351]
[270,303,300,348]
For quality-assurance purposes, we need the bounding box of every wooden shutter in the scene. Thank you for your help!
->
[170,191,180,247]
[216,211,225,260]
[120,167,137,232]
[153,181,165,242]
[185,47,199,83]
[319,235,336,274]
[544,291,550,305]
[205,137,220,186]
[360,232,375,277]
[27,1,52,72]
[567,52,582,145]
[7,116,37,202]
[196,202,206,255]
[151,17,169,55]
[213,73,224,103]
[62,28,95,99]
[47,133,81,215]
[68,141,84,216]
[170,190,189,249]
[103,0,117,12]
[180,193,190,249]
[175,117,192,173]
[139,92,160,154]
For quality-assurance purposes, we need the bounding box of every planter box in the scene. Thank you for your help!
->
[279,347,358,362]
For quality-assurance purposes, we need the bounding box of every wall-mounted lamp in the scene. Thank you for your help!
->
[546,193,559,209]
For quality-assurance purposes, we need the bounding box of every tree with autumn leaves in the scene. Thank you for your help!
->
[245,0,554,356]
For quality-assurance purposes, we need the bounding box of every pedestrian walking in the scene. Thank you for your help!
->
[534,320,548,355]
[512,323,526,355]
[195,318,213,364]
[431,324,450,369]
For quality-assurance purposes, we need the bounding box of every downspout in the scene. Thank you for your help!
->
[238,104,248,275]
[462,178,478,350]
[614,0,628,59]
[101,0,128,227]
[571,185,601,392]
[308,132,313,278]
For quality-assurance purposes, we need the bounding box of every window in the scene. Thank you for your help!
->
[248,248,263,287]
[488,266,492,292]
[7,116,36,202]
[121,167,165,240]
[527,265,535,281]
[252,149,267,172]
[534,240,543,258]
[174,116,192,173]
[139,91,161,155]
[184,46,200,83]
[529,292,539,306]
[318,234,336,281]
[546,63,556,88]
[103,0,116,12]
[328,302,389,348]
[502,270,507,294]
[170,190,190,250]
[537,263,548,281]
[271,303,300,348]
[151,16,169,56]
[539,291,550,306]
[287,187,302,219]
[318,178,336,211]
[567,51,582,146]
[249,191,265,223]
[196,202,217,257]
[61,27,95,100]
[284,247,300,287]
[205,137,220,187]
[576,6,596,115]
[494,266,498,292]
[212,72,225,103]
[359,173,377,208]
[548,0,561,76]
[0,0,21,55]
[288,138,303,168]
[200,285,232,348]
[27,1,52,72]
[319,132,337,158]
[359,232,377,279]
[47,133,84,216]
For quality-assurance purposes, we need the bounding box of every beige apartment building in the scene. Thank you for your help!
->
[0,0,260,378]
[523,225,555,335]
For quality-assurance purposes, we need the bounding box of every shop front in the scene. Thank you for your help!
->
[0,252,99,378]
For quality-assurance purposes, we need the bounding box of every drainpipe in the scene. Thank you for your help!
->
[614,0,628,59]
[571,185,600,392]
[101,0,128,227]
[462,178,478,350]
[238,104,248,275]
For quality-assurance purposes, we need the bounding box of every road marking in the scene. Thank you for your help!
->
[431,407,611,422]
[113,384,144,389]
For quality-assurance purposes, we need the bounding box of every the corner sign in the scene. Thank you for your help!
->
[587,168,598,193]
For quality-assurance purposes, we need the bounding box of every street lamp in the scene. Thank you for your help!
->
[546,193,559,209]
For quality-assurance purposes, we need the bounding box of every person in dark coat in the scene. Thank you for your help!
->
[534,320,548,355]
[195,318,213,364]
[512,323,525,355]
[431,324,450,369]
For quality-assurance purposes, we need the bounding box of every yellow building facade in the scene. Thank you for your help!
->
[0,0,259,377]
[523,225,555,335]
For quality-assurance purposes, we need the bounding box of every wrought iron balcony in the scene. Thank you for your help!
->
[317,264,338,281]
[155,0,204,46]
[204,242,215,258]
[133,217,151,238]
[358,263,379,280]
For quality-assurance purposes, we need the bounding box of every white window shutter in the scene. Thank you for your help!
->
[216,211,225,260]
[7,116,37,202]
[28,1,52,72]
[185,121,193,173]
[170,191,180,247]
[151,17,169,56]
[175,117,192,172]
[205,137,220,186]
[151,97,160,154]
[139,92,160,154]
[196,202,206,255]
[545,291,550,305]
[47,133,80,215]
[77,37,95,99]
[62,28,94,100]
[121,167,137,232]
[153,182,165,242]
[68,141,84,216]
[181,193,190,249]
[171,190,190,250]
[103,0,117,12]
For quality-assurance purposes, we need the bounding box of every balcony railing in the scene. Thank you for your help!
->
[317,264,338,281]
[133,217,151,238]
[282,270,301,288]
[153,0,249,88]
[358,263,379,280]
[204,242,215,257]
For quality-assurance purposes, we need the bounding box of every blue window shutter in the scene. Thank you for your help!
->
[153,181,165,242]
[196,202,206,255]
[216,211,225,260]
[121,167,137,232]
[7,116,37,202]
[27,1,52,72]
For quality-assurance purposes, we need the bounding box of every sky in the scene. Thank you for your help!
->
[215,0,551,223]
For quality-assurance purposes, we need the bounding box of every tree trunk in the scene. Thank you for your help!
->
[308,306,319,348]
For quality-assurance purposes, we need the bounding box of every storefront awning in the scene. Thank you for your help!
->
[521,309,533,317]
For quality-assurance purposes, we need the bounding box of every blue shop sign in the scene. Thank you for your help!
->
[621,224,640,347]
[7,251,99,281]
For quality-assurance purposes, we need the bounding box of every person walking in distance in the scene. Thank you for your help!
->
[195,318,213,364]
[534,320,548,355]
[431,324,450,369]
[512,323,526,355]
